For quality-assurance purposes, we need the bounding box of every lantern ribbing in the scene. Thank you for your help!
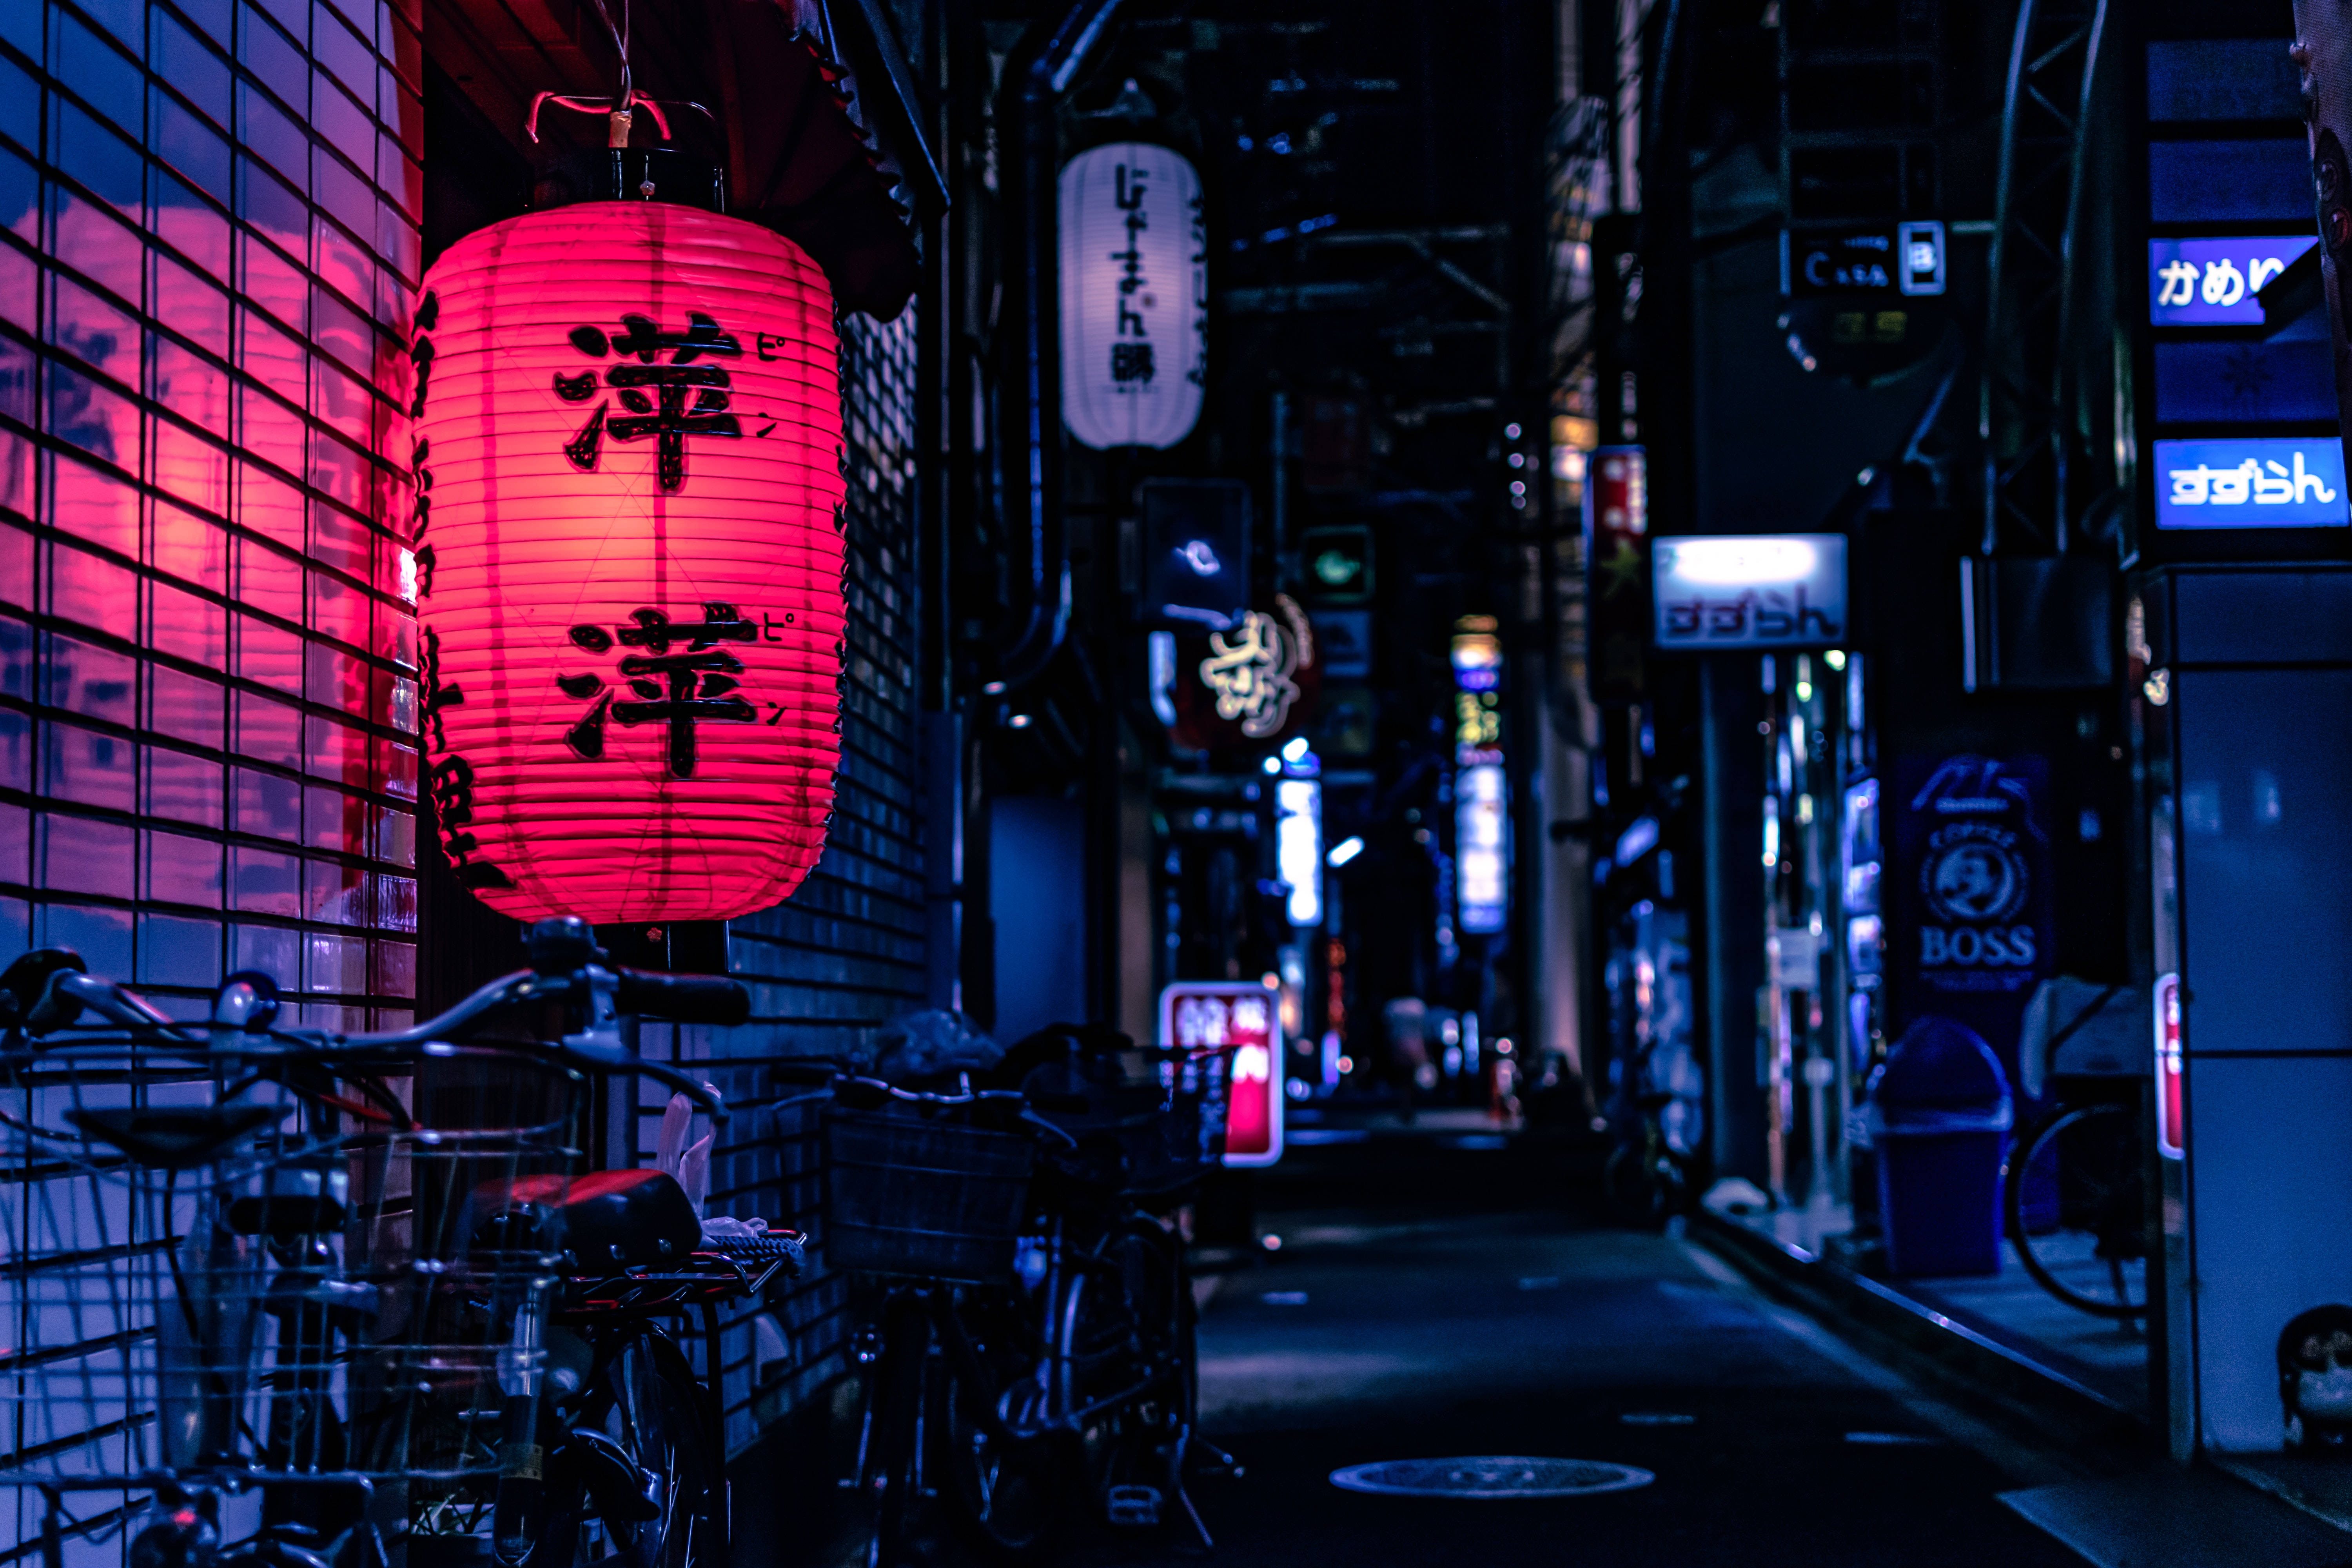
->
[407,203,846,924]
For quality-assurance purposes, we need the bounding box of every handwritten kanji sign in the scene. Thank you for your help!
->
[404,203,846,922]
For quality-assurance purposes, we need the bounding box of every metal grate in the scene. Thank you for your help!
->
[1329,1457,1657,1498]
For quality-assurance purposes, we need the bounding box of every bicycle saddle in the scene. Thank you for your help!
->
[471,1168,703,1269]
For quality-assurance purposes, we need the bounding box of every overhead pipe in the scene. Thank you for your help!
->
[991,0,1124,693]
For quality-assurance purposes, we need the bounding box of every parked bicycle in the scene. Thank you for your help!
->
[0,918,780,1568]
[804,1024,1233,1568]
[2003,980,2150,1320]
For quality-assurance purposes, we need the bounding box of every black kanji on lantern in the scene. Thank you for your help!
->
[1111,342,1155,384]
[555,312,745,492]
[559,604,760,778]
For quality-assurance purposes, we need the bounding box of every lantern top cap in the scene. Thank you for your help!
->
[531,146,729,216]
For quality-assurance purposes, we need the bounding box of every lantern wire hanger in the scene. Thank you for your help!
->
[524,0,712,150]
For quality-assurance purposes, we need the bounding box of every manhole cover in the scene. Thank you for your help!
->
[1329,1457,1655,1499]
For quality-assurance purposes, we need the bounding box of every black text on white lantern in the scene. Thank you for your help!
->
[1059,142,1207,450]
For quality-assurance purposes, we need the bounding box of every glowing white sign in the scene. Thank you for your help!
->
[1060,143,1208,450]
[1457,763,1508,935]
[1652,534,1847,650]
[2148,236,2316,326]
[1275,778,1323,927]
[2154,438,2347,528]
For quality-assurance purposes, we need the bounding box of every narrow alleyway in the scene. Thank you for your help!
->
[1089,1138,2091,1568]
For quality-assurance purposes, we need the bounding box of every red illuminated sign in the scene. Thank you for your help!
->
[1584,445,1648,702]
[2154,972,2185,1160]
[1162,981,1283,1167]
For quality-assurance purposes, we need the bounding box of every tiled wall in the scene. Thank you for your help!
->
[644,305,929,1457]
[0,0,424,1027]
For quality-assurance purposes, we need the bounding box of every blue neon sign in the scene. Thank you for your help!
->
[2154,437,2348,528]
[2149,236,2317,325]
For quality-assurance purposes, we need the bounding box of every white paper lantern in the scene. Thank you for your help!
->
[1058,142,1207,450]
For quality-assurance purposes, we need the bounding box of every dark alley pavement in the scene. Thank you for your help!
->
[1077,1134,2094,1568]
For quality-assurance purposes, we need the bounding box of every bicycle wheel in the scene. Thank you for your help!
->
[859,1294,930,1568]
[564,1334,719,1568]
[1062,1218,1187,1528]
[2004,1102,2148,1319]
[938,1289,1065,1564]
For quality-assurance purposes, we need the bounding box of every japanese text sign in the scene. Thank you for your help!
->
[1061,142,1209,450]
[2154,438,2348,528]
[2148,237,2316,326]
[1163,981,1283,1167]
[1651,535,1847,650]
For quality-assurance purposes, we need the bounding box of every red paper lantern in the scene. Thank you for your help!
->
[406,202,845,923]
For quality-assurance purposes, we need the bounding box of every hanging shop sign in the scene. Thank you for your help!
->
[2149,236,2318,326]
[1299,524,1374,605]
[2154,971,2185,1160]
[2152,437,2347,528]
[1315,610,1372,679]
[405,203,845,923]
[1651,534,1847,650]
[1783,221,1947,299]
[1886,755,2055,1097]
[1456,762,1508,936]
[1584,446,1648,702]
[1060,142,1208,450]
[1141,478,1252,630]
[1274,775,1323,927]
[1171,595,1320,750]
[1163,980,1284,1167]
[1449,612,1507,935]
[1778,222,1947,381]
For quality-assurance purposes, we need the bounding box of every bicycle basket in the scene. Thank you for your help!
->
[822,1108,1034,1283]
[1025,1047,1231,1199]
[0,1033,581,1506]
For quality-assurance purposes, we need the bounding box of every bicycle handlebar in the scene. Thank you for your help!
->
[14,957,746,1121]
[616,969,750,1027]
[772,1066,1085,1151]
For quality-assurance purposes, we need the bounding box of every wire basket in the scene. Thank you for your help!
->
[1029,1046,1232,1200]
[0,1032,582,1523]
[822,1109,1035,1284]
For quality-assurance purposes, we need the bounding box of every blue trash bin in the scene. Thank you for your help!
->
[1866,1017,2013,1277]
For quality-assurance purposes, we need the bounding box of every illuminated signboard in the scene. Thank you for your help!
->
[2148,236,2316,326]
[1450,618,1503,691]
[2153,437,2347,528]
[411,203,847,922]
[1274,777,1323,927]
[1163,981,1283,1167]
[1457,762,1508,935]
[2154,972,2184,1160]
[1651,534,1847,650]
[1784,221,1947,298]
[1060,143,1208,450]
